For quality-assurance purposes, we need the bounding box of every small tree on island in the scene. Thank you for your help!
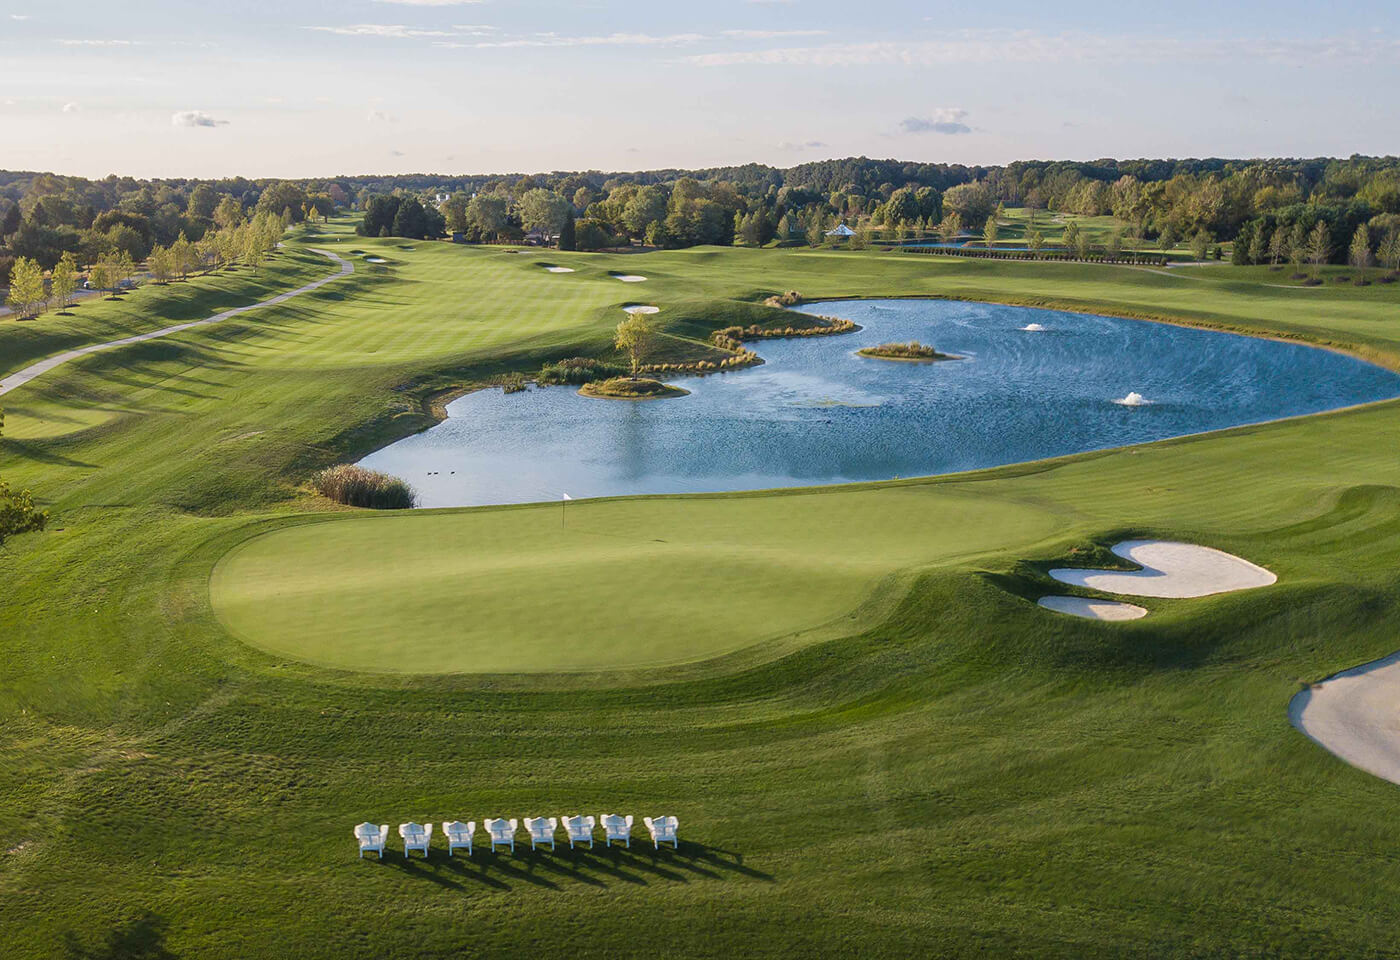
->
[614,313,655,375]
[982,218,998,252]
[1027,229,1044,259]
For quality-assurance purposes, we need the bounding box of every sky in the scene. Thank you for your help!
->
[2,0,1399,179]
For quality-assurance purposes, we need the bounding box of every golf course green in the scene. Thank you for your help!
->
[5,220,1400,958]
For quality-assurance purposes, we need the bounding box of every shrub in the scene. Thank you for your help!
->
[859,341,950,360]
[501,373,527,393]
[312,464,416,509]
[538,357,627,385]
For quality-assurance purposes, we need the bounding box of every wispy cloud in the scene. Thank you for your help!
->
[686,29,1400,67]
[172,110,229,127]
[61,102,79,113]
[436,32,706,49]
[374,0,487,4]
[900,108,971,135]
[367,108,395,122]
[57,38,145,47]
[10,13,31,20]
[306,24,457,39]
[722,29,828,40]
[777,139,828,151]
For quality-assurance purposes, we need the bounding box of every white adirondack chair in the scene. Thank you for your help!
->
[354,822,388,859]
[643,816,679,849]
[484,818,518,853]
[524,817,558,851]
[399,821,432,858]
[599,813,633,848]
[561,815,596,849]
[442,820,475,857]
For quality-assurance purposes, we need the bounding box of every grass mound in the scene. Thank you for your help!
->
[311,464,416,509]
[858,341,956,361]
[579,376,689,400]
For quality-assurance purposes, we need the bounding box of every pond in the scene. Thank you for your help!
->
[359,299,1400,508]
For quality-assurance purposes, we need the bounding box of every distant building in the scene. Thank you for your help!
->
[826,223,857,238]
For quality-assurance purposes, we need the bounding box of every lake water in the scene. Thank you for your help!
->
[360,299,1400,508]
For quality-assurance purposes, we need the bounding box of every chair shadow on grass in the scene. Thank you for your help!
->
[374,840,772,891]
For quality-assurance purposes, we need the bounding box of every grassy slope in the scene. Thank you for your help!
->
[3,221,1400,957]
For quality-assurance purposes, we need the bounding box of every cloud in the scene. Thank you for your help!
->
[374,0,487,4]
[900,109,971,135]
[11,13,31,19]
[390,149,405,156]
[686,29,1400,67]
[61,102,79,113]
[777,139,828,151]
[722,29,828,39]
[172,110,228,127]
[367,109,395,122]
[436,32,706,49]
[306,24,456,38]
[57,38,143,46]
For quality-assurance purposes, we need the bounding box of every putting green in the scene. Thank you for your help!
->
[210,487,1061,673]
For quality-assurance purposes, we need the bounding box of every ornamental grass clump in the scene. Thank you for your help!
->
[313,464,416,509]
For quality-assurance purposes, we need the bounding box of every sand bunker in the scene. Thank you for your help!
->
[544,266,575,273]
[623,305,660,315]
[1049,540,1276,598]
[1038,596,1148,621]
[1022,323,1046,332]
[1114,392,1151,406]
[1290,652,1400,786]
[613,275,647,283]
[365,257,388,264]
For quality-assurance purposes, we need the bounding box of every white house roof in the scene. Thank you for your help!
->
[826,224,857,237]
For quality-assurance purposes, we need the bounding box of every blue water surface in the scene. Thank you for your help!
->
[360,299,1400,508]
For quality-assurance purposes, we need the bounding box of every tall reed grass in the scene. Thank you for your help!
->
[312,464,416,509]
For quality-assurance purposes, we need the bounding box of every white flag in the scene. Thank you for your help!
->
[562,493,572,500]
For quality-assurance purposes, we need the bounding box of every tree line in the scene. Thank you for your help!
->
[5,210,286,320]
[6,155,1400,269]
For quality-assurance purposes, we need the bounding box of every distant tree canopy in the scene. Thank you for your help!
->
[359,194,445,240]
[3,156,1400,263]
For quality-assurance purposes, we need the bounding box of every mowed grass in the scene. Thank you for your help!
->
[3,219,1400,957]
[210,489,1059,673]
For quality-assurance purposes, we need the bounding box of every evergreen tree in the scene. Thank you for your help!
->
[558,209,576,251]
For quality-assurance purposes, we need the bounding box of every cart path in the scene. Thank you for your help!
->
[0,249,352,397]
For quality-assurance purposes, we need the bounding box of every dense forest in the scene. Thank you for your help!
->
[4,156,1400,286]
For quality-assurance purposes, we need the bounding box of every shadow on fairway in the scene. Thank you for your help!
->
[375,841,773,891]
[62,910,174,960]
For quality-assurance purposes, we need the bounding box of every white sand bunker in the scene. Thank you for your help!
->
[1049,540,1276,599]
[1038,596,1148,621]
[1021,323,1046,332]
[623,305,659,315]
[365,257,388,264]
[613,275,647,283]
[1114,392,1151,406]
[1290,652,1400,786]
[544,266,575,273]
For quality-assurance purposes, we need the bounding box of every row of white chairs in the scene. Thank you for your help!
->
[355,815,679,858]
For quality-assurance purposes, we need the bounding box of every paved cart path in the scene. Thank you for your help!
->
[0,249,351,397]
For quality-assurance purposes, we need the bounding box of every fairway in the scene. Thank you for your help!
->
[6,219,1400,958]
[211,488,1060,673]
